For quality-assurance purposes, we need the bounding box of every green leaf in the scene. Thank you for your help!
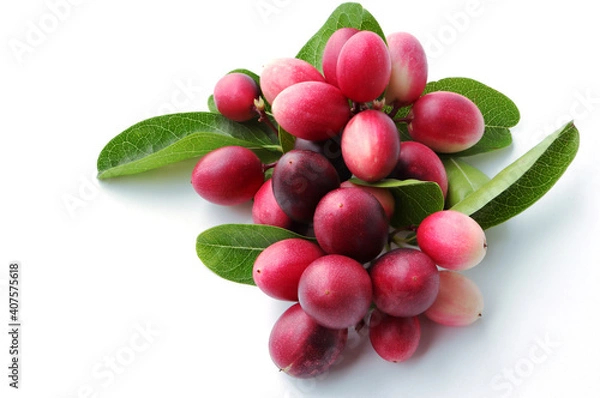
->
[278,125,296,154]
[443,157,490,208]
[451,122,579,229]
[196,224,312,285]
[97,112,280,179]
[350,178,445,228]
[424,77,520,156]
[207,94,218,113]
[296,2,385,71]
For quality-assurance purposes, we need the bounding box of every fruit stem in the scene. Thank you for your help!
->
[262,161,278,173]
[394,116,413,124]
[388,102,401,119]
[254,97,279,137]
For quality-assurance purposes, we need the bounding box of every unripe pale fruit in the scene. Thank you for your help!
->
[322,27,360,88]
[260,58,325,104]
[424,271,484,326]
[369,309,421,363]
[417,210,487,271]
[298,254,372,329]
[336,30,392,102]
[370,248,440,317]
[384,32,428,106]
[272,81,351,141]
[388,141,448,197]
[314,188,388,263]
[408,91,485,153]
[341,110,400,182]
[269,303,348,378]
[340,180,395,219]
[271,150,340,223]
[252,180,295,230]
[253,239,325,301]
[213,73,259,122]
[191,146,264,206]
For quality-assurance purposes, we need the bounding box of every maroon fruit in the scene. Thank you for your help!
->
[340,180,395,219]
[272,81,351,141]
[271,150,340,223]
[260,58,325,104]
[370,248,440,317]
[369,309,421,363]
[385,32,428,106]
[313,187,388,263]
[213,72,259,122]
[341,109,400,182]
[336,30,392,102]
[408,91,485,153]
[298,254,372,329]
[388,141,448,197]
[269,303,348,378]
[191,146,263,206]
[253,238,325,301]
[322,27,360,88]
[294,137,352,182]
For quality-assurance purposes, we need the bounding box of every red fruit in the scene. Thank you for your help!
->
[322,27,360,88]
[336,30,392,102]
[385,32,428,106]
[269,303,348,378]
[369,309,421,363]
[213,73,259,122]
[252,180,295,229]
[272,81,351,141]
[191,146,263,206]
[260,58,325,104]
[340,180,395,219]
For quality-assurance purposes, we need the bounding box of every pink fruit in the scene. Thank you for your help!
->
[370,248,440,317]
[336,30,392,102]
[260,58,325,104]
[417,210,487,271]
[252,180,295,229]
[384,32,428,106]
[298,254,372,329]
[253,238,325,301]
[213,73,259,122]
[341,110,400,182]
[191,146,263,206]
[369,309,421,362]
[322,27,360,88]
[388,141,448,197]
[424,271,484,326]
[269,303,348,378]
[340,180,395,219]
[272,81,351,141]
[408,91,485,153]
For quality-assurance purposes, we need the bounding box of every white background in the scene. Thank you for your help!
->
[1,0,599,397]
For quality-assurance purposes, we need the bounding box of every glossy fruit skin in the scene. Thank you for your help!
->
[322,27,360,88]
[294,137,352,182]
[370,248,440,317]
[417,210,487,271]
[252,180,295,229]
[384,32,428,107]
[424,271,484,326]
[269,303,348,378]
[191,146,264,206]
[336,30,392,102]
[272,81,351,142]
[271,150,340,223]
[388,141,448,197]
[341,110,401,182]
[213,73,259,122]
[253,239,325,301]
[408,91,485,153]
[340,180,395,219]
[298,254,372,329]
[313,187,388,263]
[260,58,325,104]
[369,309,421,363]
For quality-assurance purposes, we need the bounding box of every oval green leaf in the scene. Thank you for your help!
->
[443,157,490,208]
[350,178,445,228]
[296,2,385,71]
[451,122,579,229]
[196,224,312,285]
[97,112,280,179]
